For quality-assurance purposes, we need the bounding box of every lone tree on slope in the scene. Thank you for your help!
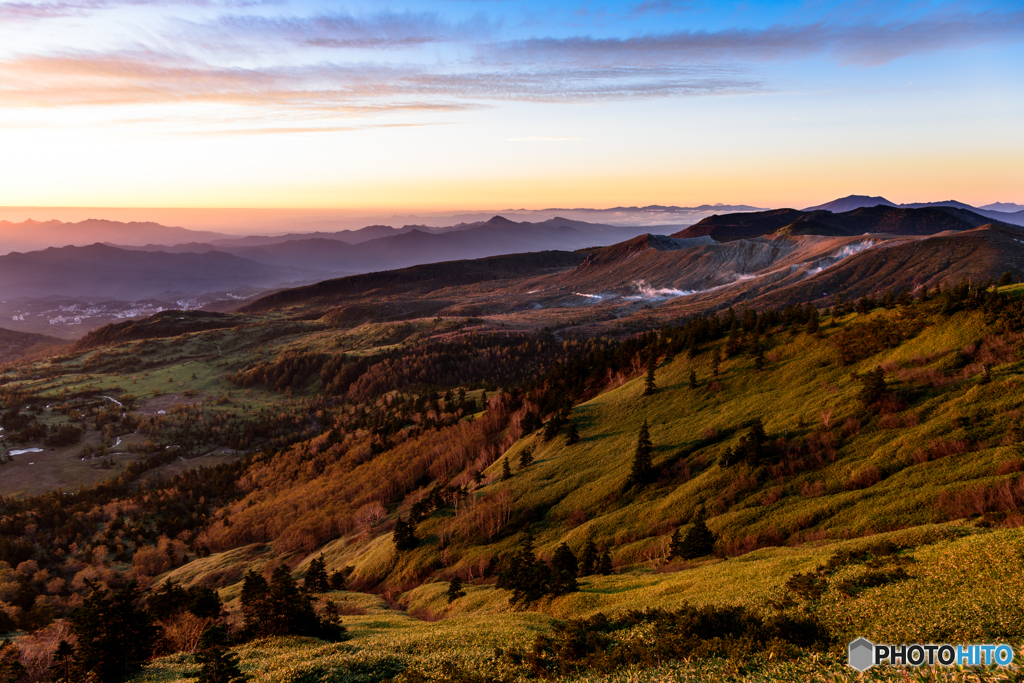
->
[643,355,657,396]
[446,576,466,604]
[677,507,716,559]
[565,422,580,446]
[625,419,654,489]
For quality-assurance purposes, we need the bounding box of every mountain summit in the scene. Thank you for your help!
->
[803,195,897,212]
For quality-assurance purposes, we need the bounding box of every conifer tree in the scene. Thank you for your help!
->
[596,548,613,575]
[565,423,580,446]
[543,410,567,440]
[579,540,598,576]
[54,640,74,683]
[497,535,550,607]
[501,457,512,480]
[240,571,272,636]
[329,569,347,591]
[805,307,819,335]
[725,324,743,357]
[304,555,330,593]
[668,528,683,559]
[737,418,768,463]
[446,576,466,603]
[625,419,654,489]
[679,508,716,559]
[549,543,579,596]
[194,626,248,683]
[711,349,721,377]
[68,580,156,683]
[518,446,534,470]
[393,517,417,552]
[643,355,657,396]
[753,344,765,371]
[859,367,886,409]
[689,370,698,388]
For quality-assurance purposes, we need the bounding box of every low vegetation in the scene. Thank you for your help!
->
[2,277,1024,681]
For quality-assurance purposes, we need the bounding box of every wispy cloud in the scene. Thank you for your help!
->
[507,136,584,141]
[0,0,263,21]
[192,10,494,50]
[0,50,763,113]
[486,9,1024,67]
[631,1,691,16]
[1,1,1021,136]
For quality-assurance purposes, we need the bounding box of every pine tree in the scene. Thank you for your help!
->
[737,418,768,463]
[753,344,765,371]
[565,423,580,446]
[725,324,743,357]
[446,576,466,604]
[393,517,417,551]
[805,307,819,335]
[626,419,654,488]
[859,367,886,409]
[68,580,157,683]
[240,571,272,637]
[304,555,330,593]
[501,457,512,480]
[689,370,698,388]
[679,508,716,559]
[711,349,721,377]
[543,410,567,440]
[578,540,598,576]
[549,543,579,596]
[518,446,534,470]
[328,569,347,591]
[497,536,550,607]
[194,626,248,683]
[668,528,683,559]
[643,355,657,396]
[596,548,613,575]
[54,640,74,683]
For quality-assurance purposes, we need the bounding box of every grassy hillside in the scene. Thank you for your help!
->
[0,326,66,365]
[142,287,1024,679]
[297,301,1024,596]
[5,280,1024,682]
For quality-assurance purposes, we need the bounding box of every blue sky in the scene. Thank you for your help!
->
[0,0,1021,210]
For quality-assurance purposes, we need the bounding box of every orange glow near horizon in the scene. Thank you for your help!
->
[1,146,1019,231]
[0,0,1021,226]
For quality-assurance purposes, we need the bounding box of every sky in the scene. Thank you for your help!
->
[0,0,1022,214]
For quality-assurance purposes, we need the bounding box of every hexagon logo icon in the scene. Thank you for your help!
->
[848,637,875,671]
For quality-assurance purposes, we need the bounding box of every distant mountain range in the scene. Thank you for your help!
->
[110,216,677,273]
[677,204,999,241]
[3,198,1023,338]
[803,195,1024,226]
[0,219,232,254]
[0,244,326,300]
[981,202,1024,213]
[240,204,1024,329]
[0,216,681,302]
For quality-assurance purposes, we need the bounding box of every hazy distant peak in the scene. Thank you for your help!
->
[483,215,519,226]
[981,202,1024,213]
[803,195,897,212]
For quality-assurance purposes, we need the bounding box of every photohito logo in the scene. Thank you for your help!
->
[848,638,1015,671]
